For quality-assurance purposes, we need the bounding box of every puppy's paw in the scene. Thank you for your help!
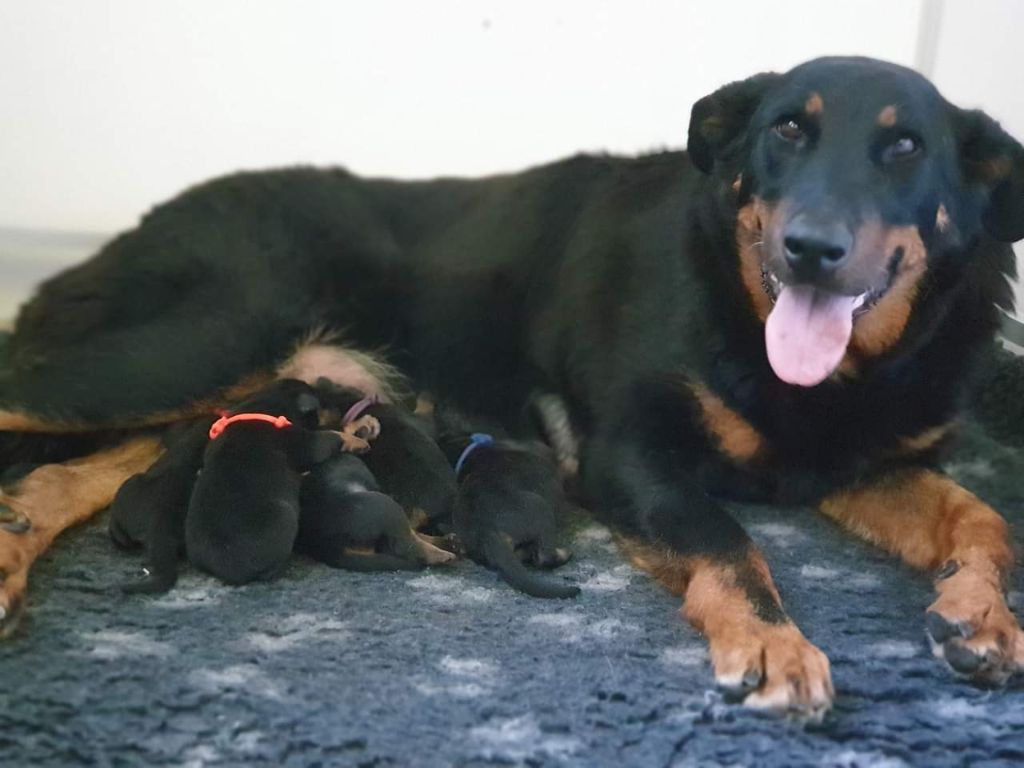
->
[414,533,458,565]
[709,622,833,720]
[926,564,1024,686]
[347,415,381,442]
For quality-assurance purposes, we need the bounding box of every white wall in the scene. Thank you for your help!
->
[0,0,922,233]
[926,0,1024,319]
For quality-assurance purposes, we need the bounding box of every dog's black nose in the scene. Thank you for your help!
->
[782,214,853,279]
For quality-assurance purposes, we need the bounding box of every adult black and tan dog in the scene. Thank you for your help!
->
[0,56,1022,716]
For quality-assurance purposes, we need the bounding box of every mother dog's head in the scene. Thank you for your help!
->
[688,56,1023,386]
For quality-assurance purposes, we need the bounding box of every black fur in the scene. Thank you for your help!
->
[185,380,340,585]
[314,379,457,531]
[442,433,578,599]
[109,418,213,593]
[297,453,434,571]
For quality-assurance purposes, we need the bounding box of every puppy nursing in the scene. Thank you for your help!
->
[107,377,576,599]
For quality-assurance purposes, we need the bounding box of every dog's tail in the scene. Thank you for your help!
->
[482,531,579,599]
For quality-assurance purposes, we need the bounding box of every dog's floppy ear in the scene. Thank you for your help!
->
[956,108,1024,242]
[687,72,781,174]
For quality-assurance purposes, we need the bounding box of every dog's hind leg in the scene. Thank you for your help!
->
[0,436,162,634]
[821,469,1024,685]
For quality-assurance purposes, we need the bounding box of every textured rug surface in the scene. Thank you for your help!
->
[0,418,1022,768]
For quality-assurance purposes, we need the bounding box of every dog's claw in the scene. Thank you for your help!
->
[1,518,31,534]
[926,610,971,644]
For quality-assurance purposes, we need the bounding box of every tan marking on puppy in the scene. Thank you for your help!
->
[413,396,435,416]
[0,436,162,635]
[413,531,457,565]
[846,222,928,360]
[735,197,779,322]
[617,536,833,716]
[820,469,1023,683]
[898,424,952,454]
[935,204,950,233]
[731,174,743,193]
[689,384,766,463]
[877,105,898,127]
[805,92,824,115]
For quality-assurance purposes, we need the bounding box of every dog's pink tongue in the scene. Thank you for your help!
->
[765,285,858,387]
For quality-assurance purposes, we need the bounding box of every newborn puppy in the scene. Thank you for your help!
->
[109,417,214,593]
[443,432,579,599]
[297,454,455,570]
[185,379,343,585]
[315,378,457,532]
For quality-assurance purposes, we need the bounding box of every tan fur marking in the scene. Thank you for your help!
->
[899,424,952,454]
[689,384,766,463]
[877,105,898,127]
[805,92,823,115]
[735,197,777,322]
[935,204,950,233]
[846,223,928,359]
[0,436,162,632]
[819,470,1012,574]
[731,173,743,193]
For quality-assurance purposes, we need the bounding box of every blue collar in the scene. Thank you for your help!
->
[454,433,495,477]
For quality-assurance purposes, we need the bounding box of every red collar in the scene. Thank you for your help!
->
[208,412,293,440]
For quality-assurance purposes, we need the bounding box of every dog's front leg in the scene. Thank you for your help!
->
[821,468,1023,684]
[0,436,162,635]
[583,423,833,717]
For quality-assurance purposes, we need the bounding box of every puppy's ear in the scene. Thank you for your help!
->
[687,72,781,174]
[956,108,1024,242]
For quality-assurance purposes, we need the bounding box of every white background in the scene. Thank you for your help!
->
[0,0,1021,314]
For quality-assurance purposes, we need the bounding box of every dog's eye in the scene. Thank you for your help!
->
[881,135,921,163]
[773,119,806,144]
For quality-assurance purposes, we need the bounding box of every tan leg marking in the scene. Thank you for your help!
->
[412,531,457,565]
[689,384,766,463]
[820,469,1023,684]
[0,436,162,635]
[618,537,833,717]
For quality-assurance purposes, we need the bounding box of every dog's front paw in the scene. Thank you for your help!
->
[709,622,833,720]
[926,562,1024,686]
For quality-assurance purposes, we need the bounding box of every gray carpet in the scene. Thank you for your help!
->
[0,418,1022,768]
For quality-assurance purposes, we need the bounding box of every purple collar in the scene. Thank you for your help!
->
[342,395,379,425]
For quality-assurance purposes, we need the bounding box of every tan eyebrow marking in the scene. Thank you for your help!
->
[877,105,898,127]
[935,204,950,233]
[805,92,823,115]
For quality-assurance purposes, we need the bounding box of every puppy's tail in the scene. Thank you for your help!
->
[482,531,579,599]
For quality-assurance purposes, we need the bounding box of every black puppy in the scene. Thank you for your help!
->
[109,417,214,593]
[315,378,457,532]
[443,432,578,599]
[185,379,345,585]
[297,453,455,570]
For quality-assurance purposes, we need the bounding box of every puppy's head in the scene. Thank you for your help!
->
[231,378,321,430]
[689,56,1022,386]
